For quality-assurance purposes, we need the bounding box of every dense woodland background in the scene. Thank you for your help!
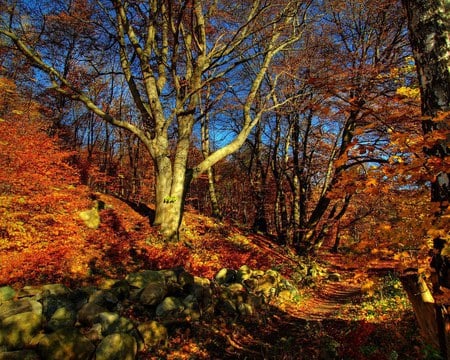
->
[0,0,436,250]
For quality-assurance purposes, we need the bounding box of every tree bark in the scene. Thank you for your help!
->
[402,0,450,202]
[400,271,442,351]
[402,0,450,356]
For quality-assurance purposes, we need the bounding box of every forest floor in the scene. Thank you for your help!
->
[175,250,427,360]
[0,191,436,359]
[0,95,437,359]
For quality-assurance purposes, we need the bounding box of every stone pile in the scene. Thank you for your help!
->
[0,266,300,359]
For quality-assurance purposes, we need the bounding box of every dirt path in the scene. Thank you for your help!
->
[293,252,364,321]
[294,281,362,320]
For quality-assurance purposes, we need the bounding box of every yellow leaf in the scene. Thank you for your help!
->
[396,86,420,99]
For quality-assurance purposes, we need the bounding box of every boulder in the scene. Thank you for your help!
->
[139,282,167,307]
[236,265,253,282]
[178,270,195,290]
[0,287,16,303]
[155,297,184,318]
[0,299,37,321]
[77,302,108,326]
[126,270,165,289]
[37,328,95,360]
[182,294,201,321]
[41,294,75,320]
[100,280,130,301]
[95,312,134,336]
[19,284,70,298]
[88,290,119,310]
[0,312,42,350]
[137,320,168,348]
[215,268,237,285]
[47,306,77,331]
[190,277,212,307]
[95,333,137,360]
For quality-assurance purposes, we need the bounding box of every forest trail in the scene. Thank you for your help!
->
[294,281,362,320]
[292,251,368,321]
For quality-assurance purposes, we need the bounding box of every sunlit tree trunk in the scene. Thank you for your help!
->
[402,0,450,202]
[1,0,312,242]
[201,108,221,219]
[402,0,450,357]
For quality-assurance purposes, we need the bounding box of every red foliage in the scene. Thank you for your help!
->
[0,83,295,286]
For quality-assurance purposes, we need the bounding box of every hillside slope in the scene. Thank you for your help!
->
[0,89,299,286]
[0,79,427,359]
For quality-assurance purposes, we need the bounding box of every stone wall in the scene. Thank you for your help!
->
[0,266,300,359]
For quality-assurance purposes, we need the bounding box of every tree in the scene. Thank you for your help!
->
[402,0,450,205]
[400,0,450,356]
[1,0,313,241]
[260,0,412,252]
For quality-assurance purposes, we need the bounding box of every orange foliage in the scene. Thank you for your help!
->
[0,77,298,286]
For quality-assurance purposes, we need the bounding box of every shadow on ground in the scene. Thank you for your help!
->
[151,304,423,360]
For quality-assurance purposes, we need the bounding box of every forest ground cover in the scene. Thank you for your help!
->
[0,109,436,359]
[0,189,434,359]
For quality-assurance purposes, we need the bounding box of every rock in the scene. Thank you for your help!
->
[178,270,195,290]
[41,284,72,296]
[182,295,201,321]
[88,290,119,310]
[227,283,246,294]
[190,277,213,310]
[37,328,95,360]
[137,321,168,348]
[83,323,103,342]
[0,300,34,321]
[246,293,263,310]
[0,312,42,350]
[41,294,75,320]
[77,302,108,326]
[265,269,282,284]
[126,270,165,289]
[18,284,71,304]
[236,265,253,282]
[0,287,16,303]
[108,280,130,301]
[79,207,100,229]
[237,302,254,316]
[155,297,184,318]
[95,333,137,360]
[252,269,265,277]
[95,312,134,335]
[160,269,181,293]
[0,267,301,356]
[215,268,237,285]
[253,273,279,299]
[47,306,77,331]
[216,298,236,315]
[0,350,40,360]
[140,282,167,306]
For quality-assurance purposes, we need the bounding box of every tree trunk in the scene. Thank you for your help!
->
[206,167,222,219]
[153,114,194,242]
[402,0,450,201]
[400,271,445,353]
[402,1,450,356]
[201,112,222,219]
